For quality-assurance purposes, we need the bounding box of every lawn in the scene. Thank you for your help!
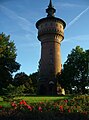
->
[0,95,69,107]
[14,96,69,103]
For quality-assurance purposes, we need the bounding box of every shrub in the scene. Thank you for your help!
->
[0,95,89,120]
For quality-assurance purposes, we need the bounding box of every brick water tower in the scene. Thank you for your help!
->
[36,0,66,95]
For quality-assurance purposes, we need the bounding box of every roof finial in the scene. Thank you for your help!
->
[49,0,53,8]
[46,0,56,17]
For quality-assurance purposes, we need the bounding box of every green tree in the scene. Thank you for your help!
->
[14,72,34,94]
[24,78,34,94]
[14,72,29,86]
[29,72,38,94]
[58,46,89,94]
[0,33,20,94]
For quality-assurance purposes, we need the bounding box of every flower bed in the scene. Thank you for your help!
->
[0,95,89,120]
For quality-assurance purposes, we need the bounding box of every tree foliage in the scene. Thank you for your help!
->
[14,72,35,94]
[57,46,89,94]
[0,33,20,93]
[14,72,29,86]
[29,72,38,93]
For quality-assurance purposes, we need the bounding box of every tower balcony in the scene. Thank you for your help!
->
[38,28,64,40]
[36,17,66,42]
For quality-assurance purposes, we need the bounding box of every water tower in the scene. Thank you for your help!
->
[36,0,66,95]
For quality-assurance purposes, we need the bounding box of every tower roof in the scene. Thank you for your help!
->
[36,0,66,29]
[46,0,56,17]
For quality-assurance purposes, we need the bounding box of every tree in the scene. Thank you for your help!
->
[0,33,20,93]
[58,46,89,94]
[29,72,38,94]
[14,72,34,94]
[14,72,29,86]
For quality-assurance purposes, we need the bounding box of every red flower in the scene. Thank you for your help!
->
[19,101,23,105]
[19,100,27,106]
[68,109,71,113]
[38,106,42,112]
[0,106,2,109]
[59,106,63,112]
[83,112,88,115]
[22,100,27,105]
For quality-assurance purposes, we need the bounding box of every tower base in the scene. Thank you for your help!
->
[38,77,57,96]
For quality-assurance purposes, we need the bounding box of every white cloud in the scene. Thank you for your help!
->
[0,5,34,33]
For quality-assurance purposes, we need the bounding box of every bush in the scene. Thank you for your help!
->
[0,95,89,120]
[2,84,25,100]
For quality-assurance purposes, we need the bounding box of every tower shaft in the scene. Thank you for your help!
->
[39,22,63,77]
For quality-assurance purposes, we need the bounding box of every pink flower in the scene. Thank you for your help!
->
[11,102,17,108]
[27,105,32,111]
[38,106,42,112]
[64,99,68,103]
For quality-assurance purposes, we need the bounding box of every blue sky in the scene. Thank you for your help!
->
[0,0,89,75]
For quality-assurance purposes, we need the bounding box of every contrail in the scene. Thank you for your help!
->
[0,5,34,33]
[65,6,89,30]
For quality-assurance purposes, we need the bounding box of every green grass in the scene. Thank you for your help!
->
[0,97,10,107]
[0,96,69,107]
[14,96,69,104]
[0,102,10,108]
[0,97,3,101]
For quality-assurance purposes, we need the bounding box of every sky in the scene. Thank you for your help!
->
[0,0,89,75]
